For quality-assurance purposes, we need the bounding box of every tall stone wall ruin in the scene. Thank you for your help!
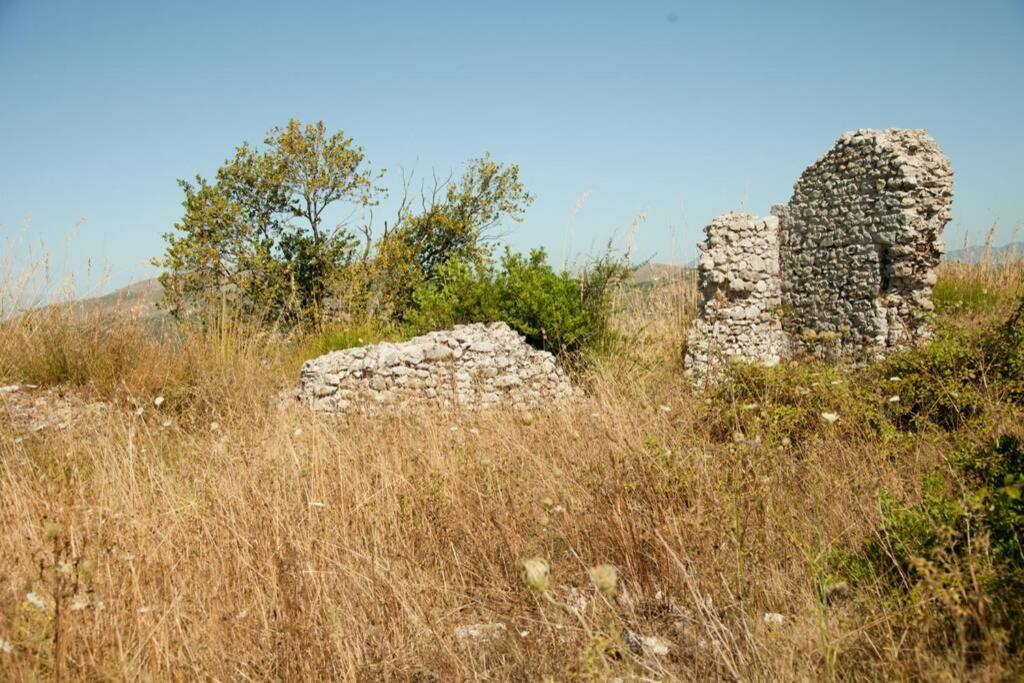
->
[685,129,953,381]
[777,129,954,357]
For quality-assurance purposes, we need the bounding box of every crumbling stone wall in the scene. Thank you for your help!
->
[685,129,953,380]
[684,213,788,380]
[300,322,576,415]
[777,129,953,357]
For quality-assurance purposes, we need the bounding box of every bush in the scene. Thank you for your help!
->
[879,294,1024,432]
[705,295,1024,447]
[879,329,986,432]
[987,295,1024,401]
[835,435,1024,656]
[707,360,890,446]
[406,247,630,359]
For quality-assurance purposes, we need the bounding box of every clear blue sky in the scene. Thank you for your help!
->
[2,0,1022,296]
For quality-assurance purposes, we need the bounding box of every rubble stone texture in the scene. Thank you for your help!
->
[300,322,576,415]
[685,129,953,380]
[683,213,788,379]
[778,129,953,357]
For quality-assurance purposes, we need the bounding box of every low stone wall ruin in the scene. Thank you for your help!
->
[300,322,576,414]
[686,128,954,381]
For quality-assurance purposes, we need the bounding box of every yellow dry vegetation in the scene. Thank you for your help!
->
[0,258,1021,681]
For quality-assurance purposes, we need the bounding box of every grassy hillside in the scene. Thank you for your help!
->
[1,260,1022,680]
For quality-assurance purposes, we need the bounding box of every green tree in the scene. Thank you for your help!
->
[155,120,382,327]
[374,153,533,316]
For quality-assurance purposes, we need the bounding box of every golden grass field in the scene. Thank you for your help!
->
[1,258,1022,681]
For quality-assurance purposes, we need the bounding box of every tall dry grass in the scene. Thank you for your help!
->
[0,253,1021,680]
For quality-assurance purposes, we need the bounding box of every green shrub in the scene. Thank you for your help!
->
[986,295,1024,401]
[880,329,986,432]
[879,294,1024,432]
[708,361,888,446]
[836,435,1024,654]
[407,247,630,359]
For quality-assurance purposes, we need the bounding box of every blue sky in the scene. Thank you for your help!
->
[1,0,1022,296]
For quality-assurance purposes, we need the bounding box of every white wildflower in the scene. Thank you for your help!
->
[25,592,46,610]
[153,396,165,407]
[134,406,145,416]
[889,376,901,382]
[520,557,550,593]
[820,412,839,424]
[888,395,900,403]
[589,564,618,596]
[0,636,11,654]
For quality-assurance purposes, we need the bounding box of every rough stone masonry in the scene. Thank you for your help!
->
[300,322,576,415]
[685,129,953,381]
[684,213,789,374]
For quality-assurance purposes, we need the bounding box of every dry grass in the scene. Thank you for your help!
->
[0,258,1021,680]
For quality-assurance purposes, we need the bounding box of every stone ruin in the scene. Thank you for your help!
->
[684,213,789,373]
[300,322,576,415]
[685,129,954,381]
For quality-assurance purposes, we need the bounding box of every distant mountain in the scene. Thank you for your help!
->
[629,263,691,286]
[945,242,1024,263]
[69,277,165,322]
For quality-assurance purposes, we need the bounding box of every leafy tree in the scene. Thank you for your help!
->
[155,120,382,327]
[374,153,533,316]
